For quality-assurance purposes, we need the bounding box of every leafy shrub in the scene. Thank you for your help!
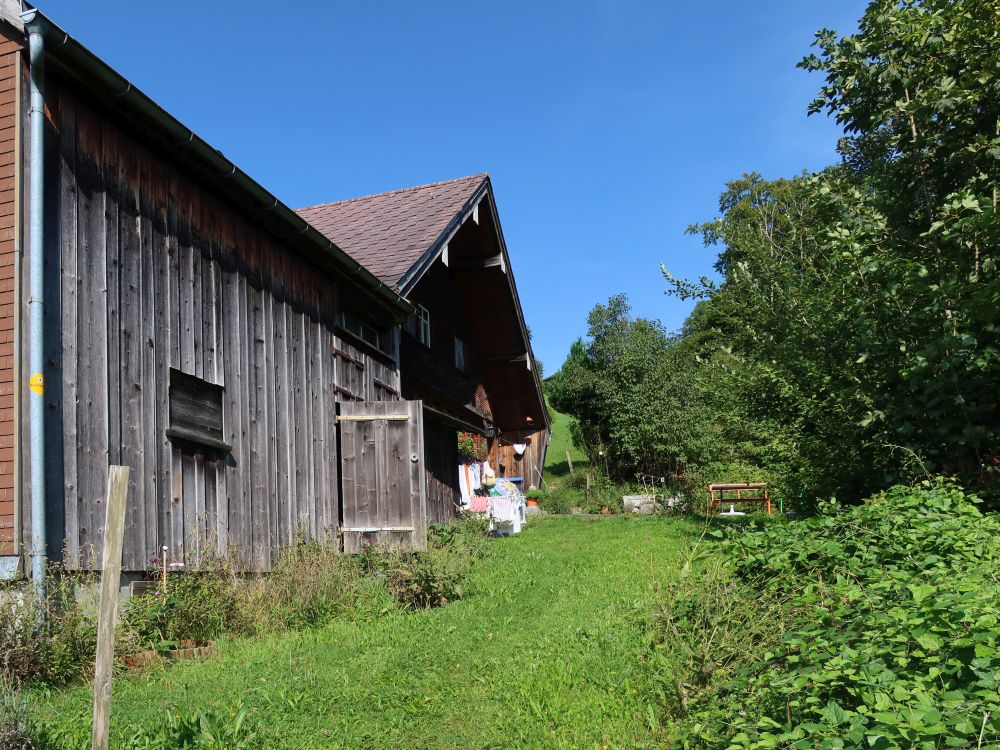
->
[122,569,233,650]
[371,549,468,609]
[540,494,573,515]
[649,552,785,720]
[0,575,107,687]
[667,481,1000,748]
[428,516,489,559]
[8,524,481,687]
[0,674,35,750]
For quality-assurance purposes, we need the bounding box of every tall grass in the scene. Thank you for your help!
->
[0,674,34,750]
[1,523,488,691]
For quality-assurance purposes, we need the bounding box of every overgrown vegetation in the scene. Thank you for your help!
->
[0,674,35,750]
[34,517,690,750]
[659,482,1000,748]
[1,524,488,694]
[550,0,1000,507]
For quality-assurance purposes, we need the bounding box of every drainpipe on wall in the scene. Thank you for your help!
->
[21,8,46,600]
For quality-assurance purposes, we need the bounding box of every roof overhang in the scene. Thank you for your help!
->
[401,179,550,433]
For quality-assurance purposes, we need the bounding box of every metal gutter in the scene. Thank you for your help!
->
[20,4,410,317]
[22,6,46,598]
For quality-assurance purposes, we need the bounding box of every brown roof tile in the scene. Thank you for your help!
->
[296,174,488,290]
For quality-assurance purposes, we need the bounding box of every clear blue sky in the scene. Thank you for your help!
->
[41,0,867,374]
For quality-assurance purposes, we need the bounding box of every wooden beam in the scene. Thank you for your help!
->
[340,525,415,533]
[335,414,411,422]
[451,254,506,271]
[91,465,130,750]
[481,352,528,365]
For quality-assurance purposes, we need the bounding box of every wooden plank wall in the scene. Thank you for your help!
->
[28,79,401,571]
[423,418,459,525]
[339,400,427,553]
[494,429,549,490]
[0,28,20,555]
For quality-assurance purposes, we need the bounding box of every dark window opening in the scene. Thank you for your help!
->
[414,305,431,348]
[338,310,397,359]
[166,368,230,451]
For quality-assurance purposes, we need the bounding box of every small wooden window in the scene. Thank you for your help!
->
[416,305,431,348]
[337,310,396,359]
[454,337,465,372]
[165,369,230,451]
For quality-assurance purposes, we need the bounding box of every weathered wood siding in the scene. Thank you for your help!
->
[424,418,459,524]
[0,28,19,555]
[494,429,548,490]
[338,400,427,553]
[29,78,400,571]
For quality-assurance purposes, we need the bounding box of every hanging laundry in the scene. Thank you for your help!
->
[488,494,523,535]
[469,495,489,513]
[458,463,473,507]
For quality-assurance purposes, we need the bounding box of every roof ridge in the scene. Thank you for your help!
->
[298,173,489,212]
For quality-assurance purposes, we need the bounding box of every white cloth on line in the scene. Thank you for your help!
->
[488,495,524,534]
[458,464,473,507]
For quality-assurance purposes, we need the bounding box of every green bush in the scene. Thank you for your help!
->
[228,543,377,634]
[649,552,785,721]
[122,569,233,650]
[368,548,469,609]
[539,494,573,514]
[428,516,489,559]
[6,524,481,689]
[0,574,110,687]
[666,481,1000,748]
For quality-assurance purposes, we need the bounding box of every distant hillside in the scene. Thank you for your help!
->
[544,402,589,479]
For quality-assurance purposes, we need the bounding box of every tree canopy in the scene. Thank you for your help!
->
[550,0,1000,507]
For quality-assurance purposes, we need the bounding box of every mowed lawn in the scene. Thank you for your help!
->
[39,517,691,749]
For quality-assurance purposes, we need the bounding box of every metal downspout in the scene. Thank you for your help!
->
[22,9,46,599]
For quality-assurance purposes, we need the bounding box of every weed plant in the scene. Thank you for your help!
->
[3,523,488,691]
[0,674,35,750]
[663,480,1000,748]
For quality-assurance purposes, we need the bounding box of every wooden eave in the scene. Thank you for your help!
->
[399,180,549,433]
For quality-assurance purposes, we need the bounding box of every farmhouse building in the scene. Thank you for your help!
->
[299,175,550,526]
[0,3,547,581]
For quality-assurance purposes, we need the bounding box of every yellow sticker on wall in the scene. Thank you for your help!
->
[29,373,44,396]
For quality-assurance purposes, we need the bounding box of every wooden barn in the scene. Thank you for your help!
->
[0,3,547,581]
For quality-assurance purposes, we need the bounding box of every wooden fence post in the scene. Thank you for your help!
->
[566,451,574,475]
[91,465,130,750]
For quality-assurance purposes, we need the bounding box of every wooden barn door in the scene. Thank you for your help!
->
[337,400,428,552]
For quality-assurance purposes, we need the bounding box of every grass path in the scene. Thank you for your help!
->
[39,517,690,749]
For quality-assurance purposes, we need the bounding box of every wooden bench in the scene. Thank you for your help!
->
[709,482,771,514]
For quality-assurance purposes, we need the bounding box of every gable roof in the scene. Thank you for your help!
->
[299,174,551,432]
[296,174,488,292]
